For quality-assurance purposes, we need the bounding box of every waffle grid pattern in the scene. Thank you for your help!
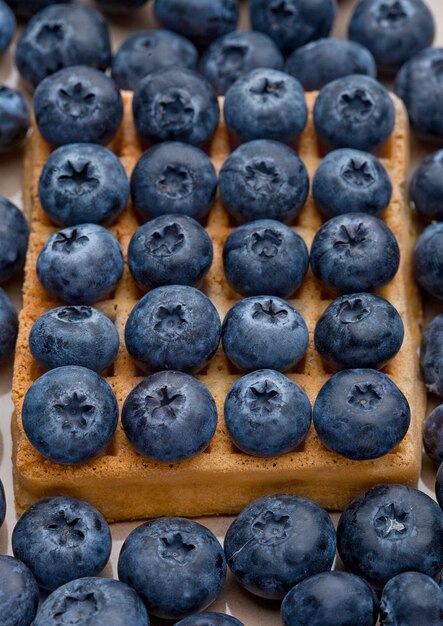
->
[12,92,427,521]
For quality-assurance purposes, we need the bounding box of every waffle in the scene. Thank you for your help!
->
[12,92,426,521]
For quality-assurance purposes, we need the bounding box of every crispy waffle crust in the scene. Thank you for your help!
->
[12,92,426,521]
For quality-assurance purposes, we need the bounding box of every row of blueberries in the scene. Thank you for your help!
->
[1,485,443,625]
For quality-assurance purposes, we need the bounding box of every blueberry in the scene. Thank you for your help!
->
[176,614,244,626]
[131,142,217,222]
[337,483,443,587]
[314,75,395,152]
[281,571,379,626]
[410,150,443,221]
[118,517,227,619]
[313,368,410,460]
[122,370,217,462]
[424,405,443,464]
[224,68,307,144]
[285,38,377,91]
[125,285,221,373]
[133,68,219,146]
[0,478,5,526]
[5,0,71,19]
[380,572,443,626]
[0,288,18,363]
[22,365,118,465]
[15,4,112,88]
[223,219,309,297]
[96,0,148,12]
[29,305,119,372]
[128,215,213,291]
[413,224,443,299]
[314,293,404,370]
[222,296,308,372]
[12,496,112,591]
[0,555,39,626]
[34,577,150,626]
[312,149,392,219]
[38,143,129,227]
[36,223,124,304]
[201,31,284,96]
[421,315,443,397]
[349,0,435,74]
[0,85,30,153]
[219,140,309,224]
[0,0,15,54]
[250,0,336,54]
[0,197,29,283]
[224,494,336,599]
[310,213,400,294]
[437,464,443,510]
[395,48,443,142]
[33,66,123,147]
[112,30,198,91]
[224,369,311,456]
[154,0,238,49]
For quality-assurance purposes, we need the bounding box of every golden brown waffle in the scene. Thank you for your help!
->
[12,92,426,521]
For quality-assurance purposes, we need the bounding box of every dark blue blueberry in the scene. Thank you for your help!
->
[0,85,30,153]
[312,149,392,219]
[34,577,150,626]
[285,38,376,91]
[413,224,443,299]
[38,143,129,226]
[128,215,213,291]
[424,405,443,465]
[154,0,238,49]
[112,30,198,92]
[380,572,443,626]
[224,494,336,599]
[131,142,217,222]
[224,68,307,144]
[5,0,71,19]
[0,0,15,54]
[0,197,29,283]
[122,370,217,462]
[310,213,400,294]
[395,48,443,142]
[410,150,443,221]
[222,296,308,372]
[97,0,148,12]
[0,288,18,363]
[219,140,309,224]
[36,223,124,304]
[437,464,443,510]
[118,517,226,619]
[349,0,435,74]
[33,66,123,147]
[12,496,112,591]
[201,30,284,95]
[224,369,311,456]
[281,571,379,626]
[125,285,221,373]
[133,69,219,146]
[15,4,112,88]
[29,305,119,372]
[421,315,443,397]
[313,368,410,460]
[223,220,309,297]
[22,365,119,465]
[176,614,243,626]
[337,483,443,587]
[314,293,404,370]
[250,0,337,54]
[314,75,395,152]
[0,478,5,526]
[0,555,39,626]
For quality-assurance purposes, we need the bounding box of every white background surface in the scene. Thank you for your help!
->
[0,1,443,624]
